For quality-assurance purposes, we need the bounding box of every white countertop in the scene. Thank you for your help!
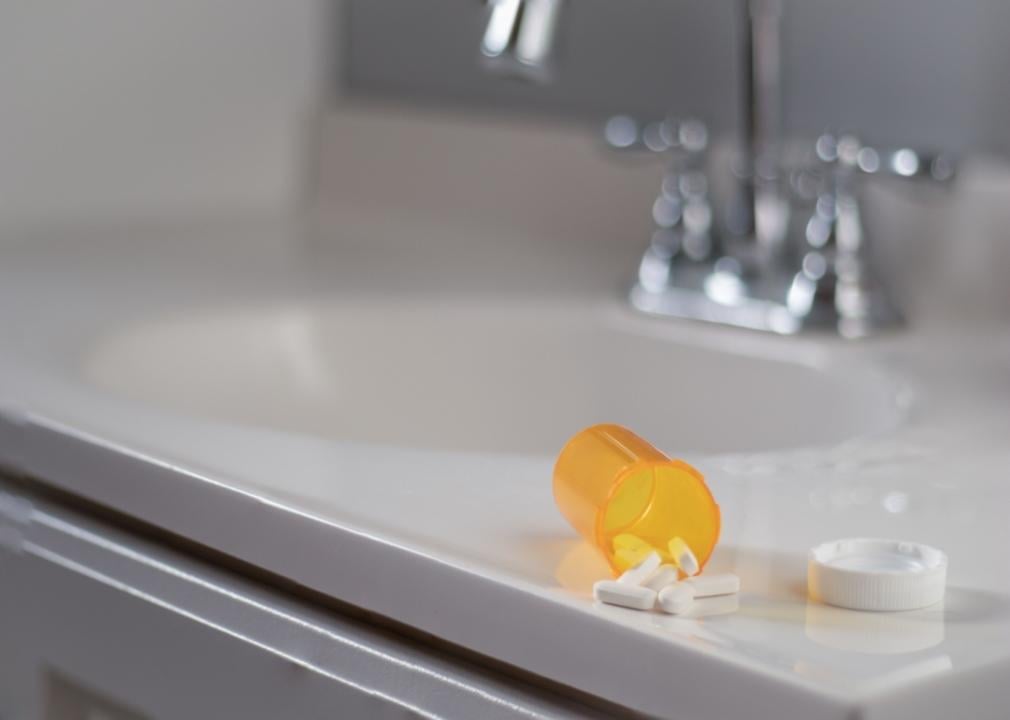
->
[2,108,1010,719]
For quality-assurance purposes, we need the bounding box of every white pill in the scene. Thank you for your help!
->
[642,564,680,592]
[593,580,657,610]
[668,537,700,576]
[617,551,662,585]
[685,573,740,598]
[657,583,696,615]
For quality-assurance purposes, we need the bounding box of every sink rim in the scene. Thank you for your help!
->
[78,294,909,458]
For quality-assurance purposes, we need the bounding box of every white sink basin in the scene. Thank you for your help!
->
[82,297,901,456]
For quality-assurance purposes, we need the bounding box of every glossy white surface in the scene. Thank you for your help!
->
[1,108,1010,719]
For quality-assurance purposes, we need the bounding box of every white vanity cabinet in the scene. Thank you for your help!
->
[0,481,610,720]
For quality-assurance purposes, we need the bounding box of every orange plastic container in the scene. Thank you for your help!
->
[553,424,721,575]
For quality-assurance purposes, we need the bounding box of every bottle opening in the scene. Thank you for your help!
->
[600,462,721,573]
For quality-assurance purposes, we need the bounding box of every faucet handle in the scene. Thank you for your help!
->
[784,133,915,337]
[815,134,956,183]
[602,115,709,156]
[790,134,956,209]
[605,116,720,267]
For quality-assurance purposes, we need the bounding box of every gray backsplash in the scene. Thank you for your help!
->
[344,0,1010,155]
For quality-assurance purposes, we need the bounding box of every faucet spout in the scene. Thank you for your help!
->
[480,0,564,82]
[739,0,786,253]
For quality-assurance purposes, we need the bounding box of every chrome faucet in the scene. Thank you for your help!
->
[480,0,564,82]
[479,0,954,337]
[618,121,953,337]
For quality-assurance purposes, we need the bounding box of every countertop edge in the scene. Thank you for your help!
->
[0,408,856,720]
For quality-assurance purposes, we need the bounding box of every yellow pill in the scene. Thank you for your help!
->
[612,533,650,552]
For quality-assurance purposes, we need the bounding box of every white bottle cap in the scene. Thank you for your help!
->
[808,538,947,612]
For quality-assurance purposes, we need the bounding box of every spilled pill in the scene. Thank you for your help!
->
[658,582,696,615]
[642,564,680,592]
[685,573,740,598]
[618,551,662,585]
[668,537,700,576]
[594,580,657,610]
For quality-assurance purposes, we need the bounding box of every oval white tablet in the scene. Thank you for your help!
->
[617,551,662,585]
[685,573,740,598]
[657,583,696,615]
[642,564,680,592]
[594,580,657,610]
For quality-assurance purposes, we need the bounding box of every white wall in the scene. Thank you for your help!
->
[0,1,330,228]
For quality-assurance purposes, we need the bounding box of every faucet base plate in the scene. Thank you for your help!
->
[631,280,802,336]
[629,259,902,338]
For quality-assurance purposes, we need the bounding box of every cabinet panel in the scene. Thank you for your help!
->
[0,482,614,720]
